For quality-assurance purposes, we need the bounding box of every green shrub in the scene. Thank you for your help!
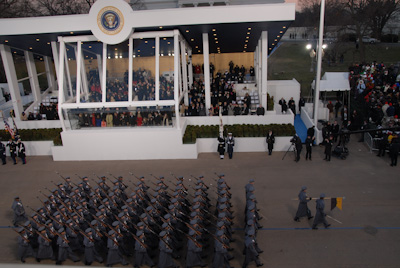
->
[0,128,63,145]
[182,123,295,144]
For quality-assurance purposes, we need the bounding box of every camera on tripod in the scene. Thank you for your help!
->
[290,134,299,144]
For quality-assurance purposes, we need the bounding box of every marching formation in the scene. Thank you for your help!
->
[11,173,236,267]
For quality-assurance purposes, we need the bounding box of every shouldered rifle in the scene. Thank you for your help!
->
[35,230,52,243]
[186,234,202,248]
[11,227,30,243]
[79,230,94,243]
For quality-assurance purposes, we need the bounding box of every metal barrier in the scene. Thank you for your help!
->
[364,132,378,153]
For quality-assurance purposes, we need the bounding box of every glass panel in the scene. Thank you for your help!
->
[132,38,155,101]
[159,37,174,100]
[82,41,103,102]
[65,43,77,101]
[106,40,129,102]
[65,106,175,130]
[12,49,28,80]
[33,54,48,92]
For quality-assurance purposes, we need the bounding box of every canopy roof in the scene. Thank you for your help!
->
[312,72,350,92]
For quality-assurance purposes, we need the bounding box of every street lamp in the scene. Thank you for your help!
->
[306,43,327,72]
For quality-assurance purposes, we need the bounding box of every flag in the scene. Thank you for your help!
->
[4,120,15,139]
[331,197,343,211]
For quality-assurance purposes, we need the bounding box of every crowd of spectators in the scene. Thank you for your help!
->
[182,61,264,117]
[76,107,174,128]
[86,68,174,103]
[20,102,59,121]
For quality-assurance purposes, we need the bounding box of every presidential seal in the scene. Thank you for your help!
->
[97,6,124,35]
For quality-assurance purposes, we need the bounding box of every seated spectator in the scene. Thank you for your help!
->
[27,112,35,120]
[21,112,27,121]
[256,104,265,116]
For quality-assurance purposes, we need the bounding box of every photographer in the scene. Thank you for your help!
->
[290,134,303,162]
[305,135,315,160]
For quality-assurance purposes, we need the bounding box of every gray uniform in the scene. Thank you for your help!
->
[294,189,312,221]
[17,234,36,262]
[83,235,103,264]
[37,234,54,260]
[158,236,176,268]
[12,199,28,226]
[106,237,128,266]
[312,198,330,229]
[57,235,80,263]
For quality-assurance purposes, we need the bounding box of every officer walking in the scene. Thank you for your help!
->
[294,186,313,222]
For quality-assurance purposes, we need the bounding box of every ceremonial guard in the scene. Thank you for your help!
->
[106,230,128,267]
[294,186,313,222]
[186,229,206,268]
[158,230,178,268]
[212,230,232,268]
[17,139,26,164]
[312,194,331,230]
[226,133,235,159]
[134,230,155,268]
[265,130,275,155]
[7,138,17,164]
[217,136,226,159]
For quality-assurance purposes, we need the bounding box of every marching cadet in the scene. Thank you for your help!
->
[56,228,80,265]
[242,229,263,268]
[294,186,313,222]
[16,227,36,263]
[312,193,331,230]
[106,230,129,267]
[36,226,54,262]
[12,196,28,226]
[212,230,233,268]
[83,228,103,266]
[226,133,235,159]
[186,229,206,268]
[63,177,73,194]
[158,230,178,268]
[23,220,39,248]
[134,230,155,268]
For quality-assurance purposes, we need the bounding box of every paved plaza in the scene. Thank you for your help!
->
[0,140,399,267]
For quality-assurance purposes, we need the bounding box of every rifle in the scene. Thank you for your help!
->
[186,234,203,248]
[50,180,69,198]
[79,230,94,243]
[11,227,30,243]
[108,172,128,189]
[26,205,46,223]
[35,230,52,243]
[56,171,78,187]
[103,231,120,246]
[93,173,111,190]
[214,172,231,189]
[204,229,230,249]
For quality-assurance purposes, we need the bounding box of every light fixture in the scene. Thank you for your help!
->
[168,42,170,44]
[159,26,163,29]
[29,47,32,50]
[246,36,249,39]
[152,46,155,49]
[247,32,250,35]
[133,55,136,58]
[115,55,118,59]
[191,39,194,41]
[70,32,74,34]
[306,44,312,50]
[195,46,198,48]
[161,53,164,56]
[245,40,248,43]
[248,27,251,30]
[274,39,277,41]
[47,42,50,45]
[138,50,140,52]
[283,26,286,29]
[216,41,219,43]
[89,46,92,48]
[277,36,280,38]
[168,53,171,56]
[322,44,327,49]
[36,39,40,41]
[5,40,8,43]
[163,38,166,40]
[198,50,200,52]
[145,41,148,43]
[186,30,189,33]
[212,29,216,31]
[280,31,283,33]
[213,33,217,36]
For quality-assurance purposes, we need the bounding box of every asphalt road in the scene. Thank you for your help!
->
[0,139,399,267]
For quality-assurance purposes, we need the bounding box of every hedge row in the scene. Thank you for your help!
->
[0,128,62,145]
[183,124,295,144]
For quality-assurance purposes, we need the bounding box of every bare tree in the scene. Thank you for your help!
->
[366,0,400,39]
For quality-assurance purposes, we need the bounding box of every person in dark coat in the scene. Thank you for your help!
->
[16,227,36,263]
[83,228,103,266]
[312,194,331,229]
[389,135,399,167]
[134,230,155,268]
[0,138,6,164]
[17,139,26,164]
[158,231,177,268]
[218,136,225,160]
[226,133,235,159]
[106,230,128,267]
[242,229,263,268]
[56,228,80,265]
[266,130,275,155]
[324,136,334,161]
[294,186,313,222]
[12,197,28,226]
[186,229,206,268]
[305,135,315,160]
[293,134,303,162]
[307,126,315,140]
[279,98,288,113]
[36,226,54,262]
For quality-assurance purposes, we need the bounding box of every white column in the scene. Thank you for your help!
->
[101,43,107,103]
[261,31,268,109]
[186,48,193,106]
[313,0,326,129]
[180,40,188,96]
[174,31,181,129]
[155,36,160,101]
[44,56,56,91]
[80,49,89,101]
[57,40,67,131]
[203,33,211,111]
[257,38,262,100]
[76,42,82,103]
[128,37,133,102]
[24,51,41,104]
[0,44,23,118]
[63,47,73,100]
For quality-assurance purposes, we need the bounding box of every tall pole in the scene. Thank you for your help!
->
[313,0,326,129]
